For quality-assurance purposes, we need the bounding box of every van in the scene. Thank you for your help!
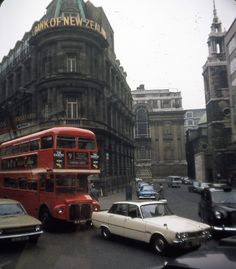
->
[167,176,182,188]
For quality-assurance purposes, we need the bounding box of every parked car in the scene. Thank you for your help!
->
[188,181,209,193]
[197,182,210,193]
[188,180,200,192]
[136,181,150,196]
[198,187,236,234]
[182,177,193,185]
[135,178,143,183]
[137,184,158,199]
[0,199,43,244]
[157,245,236,269]
[92,200,211,255]
[167,176,182,188]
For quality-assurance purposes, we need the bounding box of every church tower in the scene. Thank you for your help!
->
[202,0,231,180]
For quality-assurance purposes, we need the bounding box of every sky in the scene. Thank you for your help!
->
[0,0,235,109]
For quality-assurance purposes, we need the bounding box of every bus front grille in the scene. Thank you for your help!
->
[69,203,92,222]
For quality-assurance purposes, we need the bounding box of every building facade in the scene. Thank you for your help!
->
[202,2,231,181]
[225,18,236,183]
[187,3,236,185]
[132,84,187,179]
[0,0,134,193]
[184,109,206,132]
[185,113,209,180]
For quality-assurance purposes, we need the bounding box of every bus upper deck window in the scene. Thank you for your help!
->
[30,140,40,151]
[57,136,76,149]
[79,138,95,150]
[41,136,53,149]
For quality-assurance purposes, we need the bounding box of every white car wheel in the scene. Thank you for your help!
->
[101,227,111,240]
[152,235,168,254]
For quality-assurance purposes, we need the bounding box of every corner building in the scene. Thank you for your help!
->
[0,0,134,193]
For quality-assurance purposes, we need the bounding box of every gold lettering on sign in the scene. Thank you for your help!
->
[50,18,57,27]
[75,16,83,27]
[70,16,76,26]
[33,15,107,40]
[63,16,70,26]
[56,17,62,26]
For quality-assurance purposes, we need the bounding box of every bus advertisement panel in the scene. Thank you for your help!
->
[0,127,100,230]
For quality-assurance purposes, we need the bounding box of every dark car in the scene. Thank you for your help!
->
[198,187,236,234]
[188,180,200,192]
[188,181,209,194]
[157,234,236,269]
[158,245,236,269]
[137,184,158,199]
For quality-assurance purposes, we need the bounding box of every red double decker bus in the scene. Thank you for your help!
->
[0,127,100,230]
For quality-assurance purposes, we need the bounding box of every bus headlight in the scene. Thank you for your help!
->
[57,208,64,214]
[54,204,65,215]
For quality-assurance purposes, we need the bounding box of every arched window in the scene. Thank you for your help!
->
[135,107,149,138]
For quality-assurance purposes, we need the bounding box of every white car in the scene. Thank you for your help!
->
[92,200,211,255]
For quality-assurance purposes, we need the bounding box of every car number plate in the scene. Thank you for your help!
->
[12,236,29,242]
[189,240,200,247]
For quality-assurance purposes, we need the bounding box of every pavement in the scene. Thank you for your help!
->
[99,189,131,210]
[98,179,166,210]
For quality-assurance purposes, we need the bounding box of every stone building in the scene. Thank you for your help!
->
[0,0,134,193]
[185,113,209,180]
[132,84,187,179]
[225,18,236,184]
[184,109,206,132]
[202,2,231,181]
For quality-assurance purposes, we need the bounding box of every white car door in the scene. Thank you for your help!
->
[123,204,146,242]
[108,203,128,236]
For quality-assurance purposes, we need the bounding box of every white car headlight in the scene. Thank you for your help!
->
[176,232,189,239]
[202,230,211,237]
[35,225,41,232]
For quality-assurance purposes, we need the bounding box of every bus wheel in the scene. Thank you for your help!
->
[39,208,53,231]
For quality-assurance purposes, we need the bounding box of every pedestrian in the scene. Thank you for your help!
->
[90,185,99,201]
[89,180,95,195]
[158,183,164,200]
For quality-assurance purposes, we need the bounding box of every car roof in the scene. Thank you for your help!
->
[112,200,167,206]
[0,198,19,205]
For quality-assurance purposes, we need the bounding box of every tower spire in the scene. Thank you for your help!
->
[210,0,222,33]
[213,0,218,22]
[213,0,217,17]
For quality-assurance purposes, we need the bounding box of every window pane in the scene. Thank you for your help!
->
[67,56,76,72]
[41,136,53,149]
[78,138,96,150]
[57,136,76,148]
